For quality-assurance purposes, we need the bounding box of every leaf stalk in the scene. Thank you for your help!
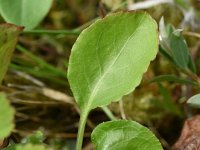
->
[76,109,89,150]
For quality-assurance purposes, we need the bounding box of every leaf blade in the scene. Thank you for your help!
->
[0,24,23,84]
[68,12,158,111]
[91,120,163,150]
[187,94,200,108]
[0,0,53,30]
[159,18,196,72]
[0,93,15,139]
[150,75,198,86]
[170,30,189,69]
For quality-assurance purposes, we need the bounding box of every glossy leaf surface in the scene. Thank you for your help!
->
[187,94,200,108]
[0,0,53,30]
[91,120,163,150]
[0,93,15,139]
[68,12,158,111]
[0,24,23,85]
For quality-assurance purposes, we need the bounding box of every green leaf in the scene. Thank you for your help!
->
[159,46,174,64]
[151,75,198,86]
[0,24,23,85]
[0,93,15,139]
[159,18,195,71]
[22,131,44,144]
[170,29,189,69]
[91,120,163,150]
[0,0,53,30]
[188,55,196,73]
[187,94,200,108]
[68,12,158,111]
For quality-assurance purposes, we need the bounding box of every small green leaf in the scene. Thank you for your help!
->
[0,0,53,30]
[151,75,198,86]
[0,93,15,139]
[68,12,158,111]
[159,19,195,71]
[0,24,23,85]
[170,29,189,69]
[187,94,200,108]
[22,131,44,144]
[91,120,163,150]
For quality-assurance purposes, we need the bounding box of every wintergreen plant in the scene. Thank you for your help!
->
[0,1,163,149]
[159,18,196,73]
[153,18,200,111]
[68,11,162,150]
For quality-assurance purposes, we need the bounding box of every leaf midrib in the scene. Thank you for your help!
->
[85,14,146,110]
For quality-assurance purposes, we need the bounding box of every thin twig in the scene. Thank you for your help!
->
[127,0,173,10]
[10,97,64,105]
[41,88,75,104]
[183,31,200,39]
[15,112,41,122]
[12,70,45,87]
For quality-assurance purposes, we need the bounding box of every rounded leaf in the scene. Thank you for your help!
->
[187,94,200,108]
[0,93,15,139]
[68,12,158,111]
[91,120,163,150]
[0,0,53,30]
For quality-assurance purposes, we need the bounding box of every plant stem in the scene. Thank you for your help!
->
[23,29,81,35]
[183,31,200,39]
[101,106,117,120]
[182,69,200,85]
[76,109,89,150]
